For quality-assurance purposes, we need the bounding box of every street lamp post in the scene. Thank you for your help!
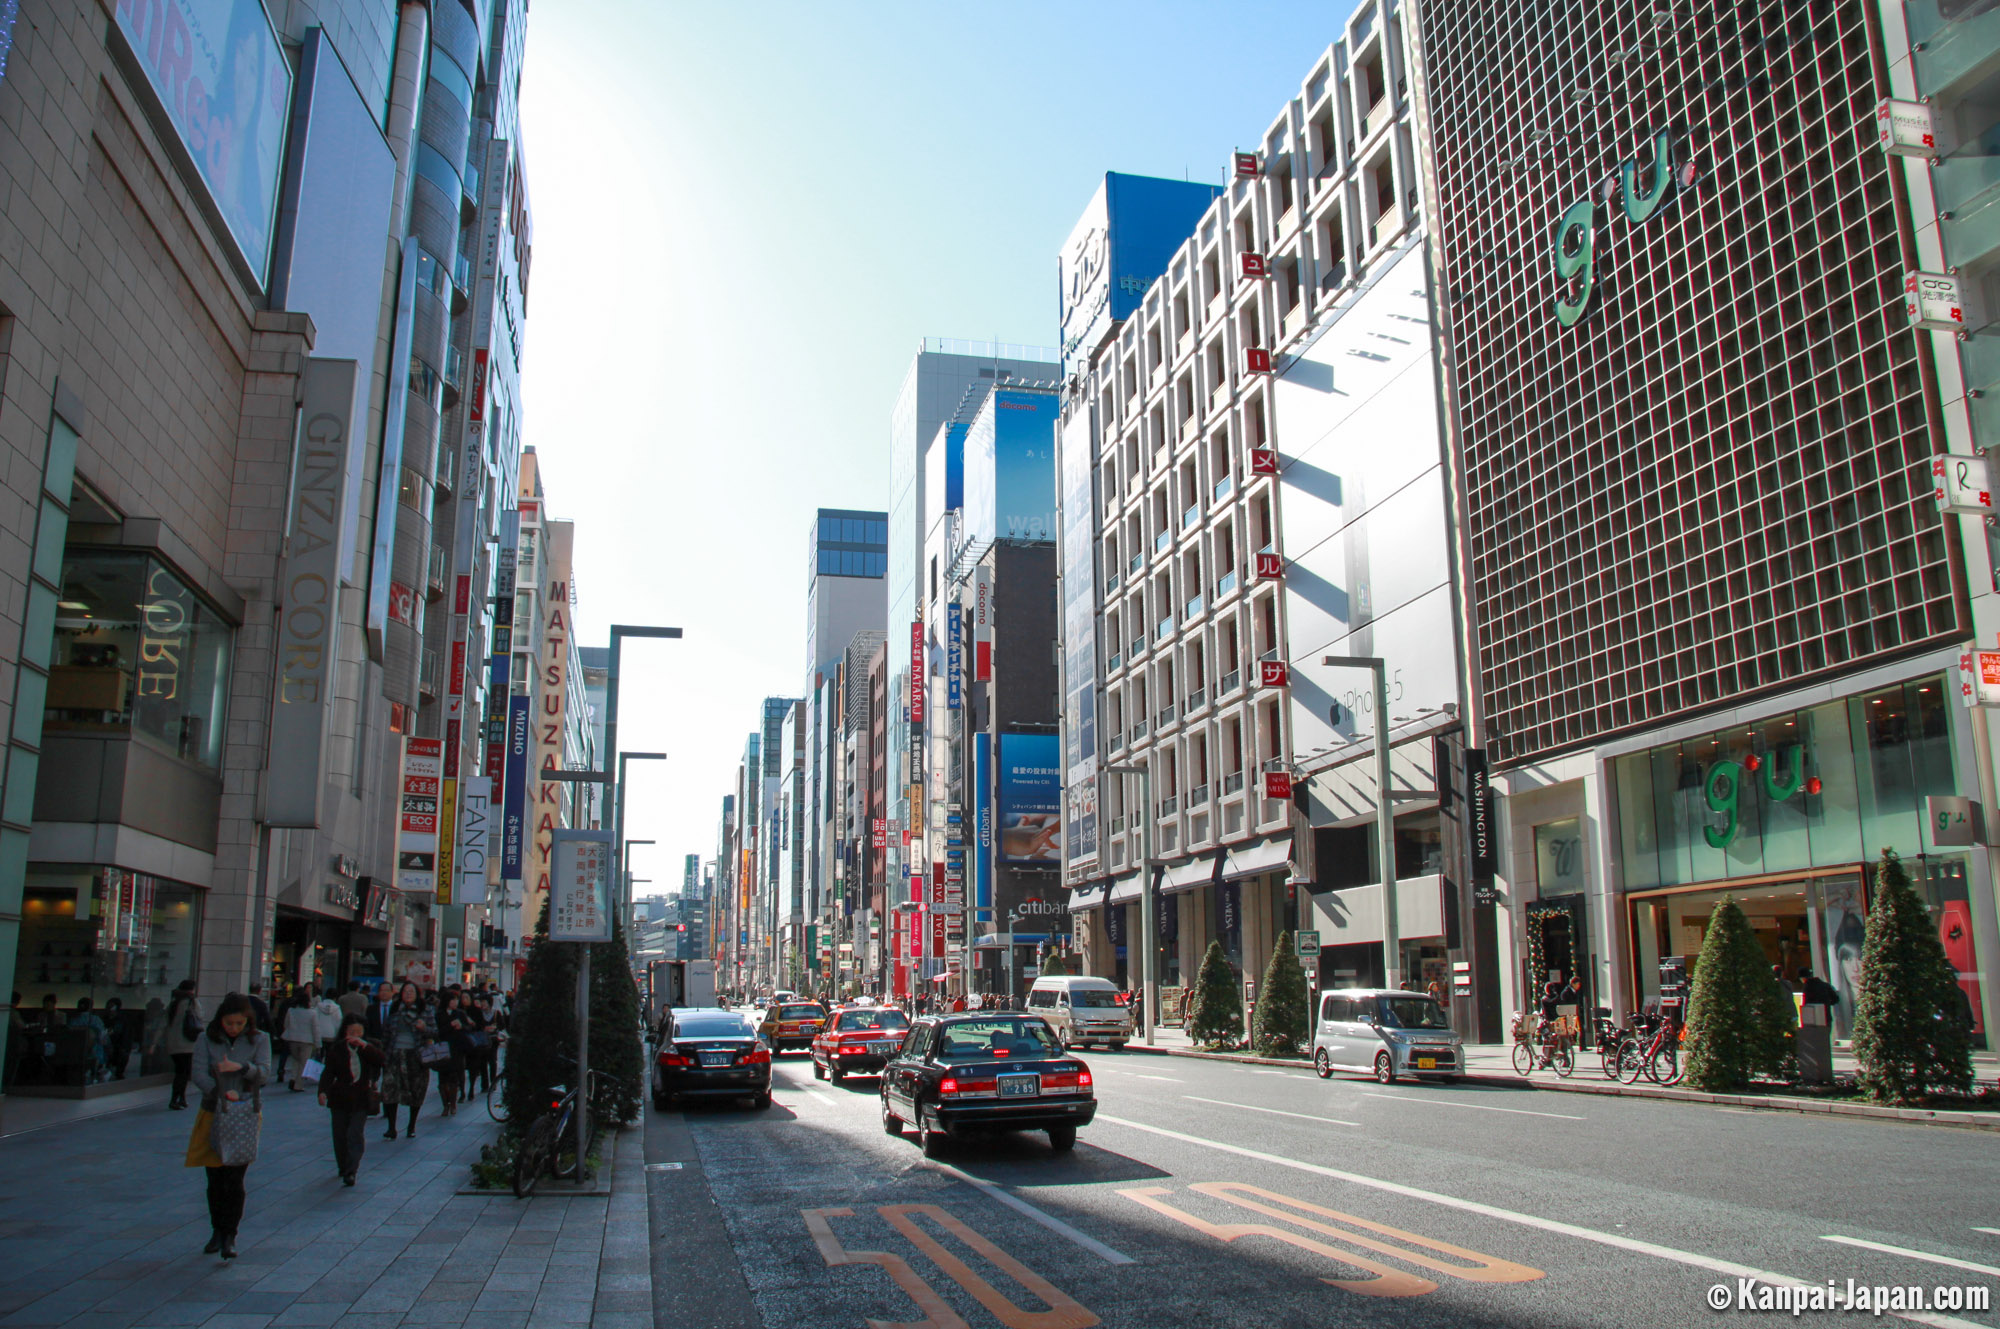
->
[1102,763,1155,1045]
[602,624,681,978]
[623,838,654,948]
[1321,655,1401,988]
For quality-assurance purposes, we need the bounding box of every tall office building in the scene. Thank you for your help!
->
[0,0,540,1108]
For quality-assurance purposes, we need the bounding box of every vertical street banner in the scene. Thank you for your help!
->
[397,737,442,892]
[548,829,614,942]
[973,732,992,914]
[457,775,491,904]
[909,617,926,735]
[267,358,354,826]
[443,935,461,981]
[971,565,993,680]
[946,602,962,709]
[529,522,576,916]
[501,695,530,883]
[435,777,458,905]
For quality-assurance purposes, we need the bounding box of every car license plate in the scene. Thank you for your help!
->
[870,1041,897,1056]
[998,1075,1039,1098]
[1416,1056,1436,1070]
[699,1052,731,1067]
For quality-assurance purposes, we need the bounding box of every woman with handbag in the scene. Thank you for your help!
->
[434,990,470,1117]
[318,1015,384,1186]
[155,980,205,1109]
[185,992,270,1259]
[379,981,432,1140]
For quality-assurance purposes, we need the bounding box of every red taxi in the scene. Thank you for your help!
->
[758,1000,828,1054]
[810,1005,912,1083]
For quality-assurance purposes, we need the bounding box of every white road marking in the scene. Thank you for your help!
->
[926,1160,1136,1266]
[1976,1227,2000,1236]
[1251,1069,1299,1076]
[1361,1091,1584,1121]
[1098,1069,1183,1082]
[1096,1114,1987,1329]
[1822,1235,2000,1278]
[1182,1095,1360,1128]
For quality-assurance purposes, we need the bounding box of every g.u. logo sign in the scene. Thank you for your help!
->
[1702,745,1821,849]
[1551,128,1698,328]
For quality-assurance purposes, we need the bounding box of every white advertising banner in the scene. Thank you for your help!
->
[549,829,613,943]
[457,776,492,904]
[396,738,442,893]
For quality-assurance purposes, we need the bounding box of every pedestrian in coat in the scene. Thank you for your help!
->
[434,991,470,1117]
[312,985,343,1061]
[379,981,431,1140]
[337,980,368,1023]
[186,993,270,1260]
[280,992,320,1091]
[318,1015,384,1186]
[156,980,205,1109]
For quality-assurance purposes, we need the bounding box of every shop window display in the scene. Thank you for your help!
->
[11,867,204,1085]
[44,550,232,769]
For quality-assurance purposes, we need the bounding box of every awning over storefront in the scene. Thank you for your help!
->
[1108,873,1144,904]
[1220,837,1292,883]
[1161,854,1220,896]
[1069,884,1108,911]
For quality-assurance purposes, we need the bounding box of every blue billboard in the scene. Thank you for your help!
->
[1058,172,1223,377]
[974,731,992,911]
[966,388,1060,546]
[998,732,1061,865]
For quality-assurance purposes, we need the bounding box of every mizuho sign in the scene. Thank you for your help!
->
[1551,128,1698,328]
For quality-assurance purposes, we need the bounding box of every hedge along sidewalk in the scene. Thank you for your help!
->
[1120,1039,2000,1132]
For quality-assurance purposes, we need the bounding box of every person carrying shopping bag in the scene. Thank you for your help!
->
[318,1015,384,1186]
[379,981,431,1140]
[280,992,320,1091]
[184,993,269,1260]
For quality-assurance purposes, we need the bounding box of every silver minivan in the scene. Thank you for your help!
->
[1025,976,1132,1049]
[1310,988,1462,1083]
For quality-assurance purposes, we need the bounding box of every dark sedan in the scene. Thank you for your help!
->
[653,1008,772,1110]
[880,1015,1095,1156]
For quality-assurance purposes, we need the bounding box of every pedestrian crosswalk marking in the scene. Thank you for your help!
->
[803,1204,1099,1329]
[1117,1182,1543,1298]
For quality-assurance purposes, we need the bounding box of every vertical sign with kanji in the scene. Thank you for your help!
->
[549,829,614,942]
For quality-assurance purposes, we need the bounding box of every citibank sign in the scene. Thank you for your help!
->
[1551,128,1699,328]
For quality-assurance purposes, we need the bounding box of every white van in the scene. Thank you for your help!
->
[1026,976,1132,1049]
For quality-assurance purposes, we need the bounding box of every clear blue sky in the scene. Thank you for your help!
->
[517,1,1355,892]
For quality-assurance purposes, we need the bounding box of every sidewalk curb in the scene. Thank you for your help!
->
[1122,1043,2000,1131]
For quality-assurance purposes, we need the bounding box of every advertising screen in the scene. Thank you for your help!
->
[998,733,1061,865]
[966,389,1060,546]
[113,0,291,283]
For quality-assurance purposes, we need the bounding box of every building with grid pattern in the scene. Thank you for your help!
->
[1411,0,1996,1039]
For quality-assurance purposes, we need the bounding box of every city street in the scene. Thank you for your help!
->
[662,1046,2000,1329]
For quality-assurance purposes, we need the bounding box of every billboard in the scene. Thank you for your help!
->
[1057,172,1223,378]
[998,733,1061,865]
[458,776,491,904]
[549,829,614,943]
[965,389,1060,547]
[501,695,530,882]
[397,738,441,892]
[113,0,291,283]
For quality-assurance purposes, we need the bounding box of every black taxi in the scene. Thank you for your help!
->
[880,1014,1095,1155]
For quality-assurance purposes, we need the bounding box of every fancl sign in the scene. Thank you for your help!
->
[1551,128,1699,328]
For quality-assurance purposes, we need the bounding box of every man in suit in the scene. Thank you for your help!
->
[365,980,397,1043]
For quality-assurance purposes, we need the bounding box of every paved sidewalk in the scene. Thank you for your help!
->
[0,1080,652,1329]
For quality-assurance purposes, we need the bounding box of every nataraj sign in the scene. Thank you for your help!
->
[909,619,926,725]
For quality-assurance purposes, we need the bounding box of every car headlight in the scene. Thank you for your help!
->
[1380,1029,1409,1042]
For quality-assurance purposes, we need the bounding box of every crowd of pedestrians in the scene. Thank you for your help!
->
[153,975,510,1261]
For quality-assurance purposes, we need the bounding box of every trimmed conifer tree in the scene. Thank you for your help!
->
[1187,940,1243,1048]
[503,895,578,1135]
[1039,952,1069,978]
[588,913,644,1126]
[1854,850,1974,1104]
[1252,932,1310,1057]
[1682,895,1796,1091]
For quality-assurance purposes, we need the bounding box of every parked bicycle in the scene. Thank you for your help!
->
[1618,1009,1683,1086]
[486,1063,509,1123]
[512,1065,601,1198]
[1509,1010,1574,1077]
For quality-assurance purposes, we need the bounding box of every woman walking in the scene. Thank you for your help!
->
[434,990,471,1117]
[157,980,204,1109]
[185,993,269,1260]
[379,981,431,1140]
[318,1015,383,1186]
[280,991,319,1091]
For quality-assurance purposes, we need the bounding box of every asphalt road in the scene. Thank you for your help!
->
[647,1040,2000,1329]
